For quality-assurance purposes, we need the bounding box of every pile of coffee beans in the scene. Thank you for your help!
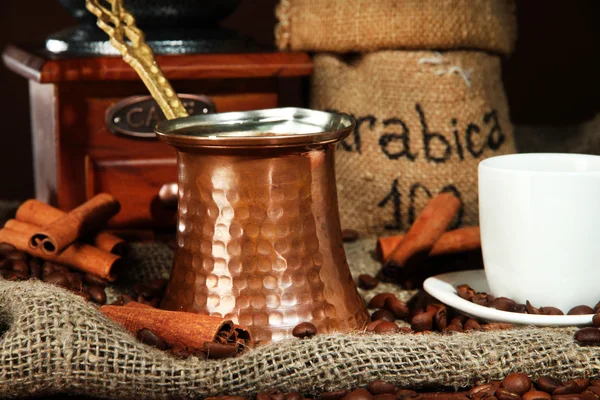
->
[205,373,600,400]
[0,242,108,305]
[456,284,598,316]
[358,275,513,334]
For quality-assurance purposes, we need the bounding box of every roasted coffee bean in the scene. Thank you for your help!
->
[581,393,597,400]
[0,242,16,255]
[374,321,400,334]
[514,304,528,314]
[75,290,92,301]
[395,389,421,400]
[6,251,27,262]
[322,390,349,400]
[292,322,317,339]
[575,379,590,391]
[523,391,551,400]
[496,388,523,400]
[137,328,168,350]
[286,392,304,400]
[44,272,71,288]
[538,377,562,394]
[592,314,600,328]
[11,260,29,276]
[266,390,285,400]
[3,271,27,281]
[83,273,108,287]
[590,381,600,389]
[372,309,396,322]
[553,381,584,395]
[551,395,584,400]
[457,284,476,301]
[539,307,563,316]
[374,395,397,400]
[468,383,498,399]
[434,306,448,331]
[256,393,271,400]
[492,297,516,312]
[368,380,397,395]
[480,323,515,332]
[0,259,12,271]
[366,320,383,332]
[42,262,55,277]
[121,294,135,305]
[411,310,435,332]
[444,323,463,333]
[358,274,379,290]
[383,297,409,319]
[448,317,465,329]
[501,373,531,396]
[525,301,540,315]
[204,342,238,359]
[342,229,359,242]
[67,272,83,291]
[29,261,42,279]
[584,387,600,399]
[342,388,374,400]
[206,397,247,400]
[472,293,491,307]
[464,319,481,331]
[594,302,600,314]
[89,286,107,305]
[568,306,594,315]
[368,293,395,309]
[53,264,69,274]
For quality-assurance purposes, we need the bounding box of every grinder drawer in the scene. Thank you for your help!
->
[85,156,178,228]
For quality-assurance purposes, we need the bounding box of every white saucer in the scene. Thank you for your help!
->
[423,270,594,326]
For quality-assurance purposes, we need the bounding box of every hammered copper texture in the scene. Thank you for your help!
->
[160,146,369,342]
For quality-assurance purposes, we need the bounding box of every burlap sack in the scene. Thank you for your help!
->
[311,51,516,235]
[276,0,517,55]
[0,239,599,399]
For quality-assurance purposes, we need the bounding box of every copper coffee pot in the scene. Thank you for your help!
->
[155,108,370,342]
[86,0,368,342]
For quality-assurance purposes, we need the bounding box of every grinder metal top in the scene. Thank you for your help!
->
[154,107,354,148]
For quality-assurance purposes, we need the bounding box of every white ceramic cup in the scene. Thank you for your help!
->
[479,153,600,313]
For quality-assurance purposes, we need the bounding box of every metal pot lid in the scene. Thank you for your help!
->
[154,107,354,149]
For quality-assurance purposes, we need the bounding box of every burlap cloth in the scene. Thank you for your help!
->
[0,235,598,399]
[275,0,517,55]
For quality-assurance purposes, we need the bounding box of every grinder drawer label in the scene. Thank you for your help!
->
[106,94,216,139]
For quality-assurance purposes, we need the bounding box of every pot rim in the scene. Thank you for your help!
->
[154,107,354,149]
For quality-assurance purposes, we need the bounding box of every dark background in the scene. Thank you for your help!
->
[0,0,599,200]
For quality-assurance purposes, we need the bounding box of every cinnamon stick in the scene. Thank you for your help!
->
[100,304,253,352]
[382,193,461,277]
[16,199,127,255]
[377,226,481,262]
[1,219,121,281]
[28,193,120,255]
[122,301,254,350]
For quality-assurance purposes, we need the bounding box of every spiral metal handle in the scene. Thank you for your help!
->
[86,0,189,120]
